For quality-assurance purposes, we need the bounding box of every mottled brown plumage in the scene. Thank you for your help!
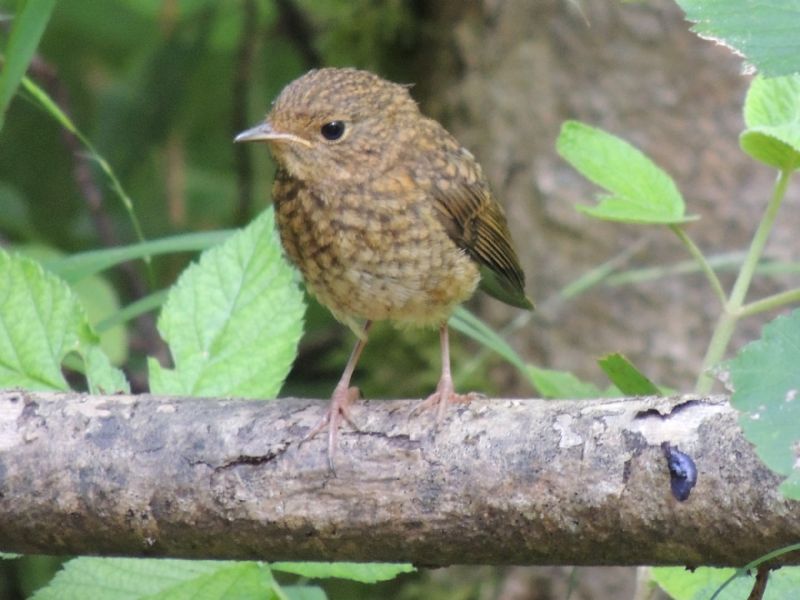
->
[236,68,532,470]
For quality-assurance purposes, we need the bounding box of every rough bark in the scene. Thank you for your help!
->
[1,389,798,566]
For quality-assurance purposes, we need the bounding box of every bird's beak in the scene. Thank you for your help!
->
[234,122,312,147]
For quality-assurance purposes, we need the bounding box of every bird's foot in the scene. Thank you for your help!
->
[302,384,361,474]
[410,376,474,424]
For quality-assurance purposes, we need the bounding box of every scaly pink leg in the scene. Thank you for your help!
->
[411,323,472,421]
[303,321,372,473]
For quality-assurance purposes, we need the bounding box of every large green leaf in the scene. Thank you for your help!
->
[0,249,127,393]
[0,250,83,390]
[677,0,800,78]
[729,309,800,498]
[740,74,800,170]
[145,562,278,600]
[148,209,304,398]
[31,558,278,600]
[0,0,57,129]
[556,121,695,224]
[271,562,415,584]
[17,244,128,365]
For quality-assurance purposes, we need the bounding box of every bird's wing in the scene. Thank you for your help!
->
[431,177,533,310]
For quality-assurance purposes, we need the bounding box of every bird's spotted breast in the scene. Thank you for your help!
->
[273,168,480,328]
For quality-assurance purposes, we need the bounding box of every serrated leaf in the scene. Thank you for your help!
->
[270,562,415,584]
[556,121,695,224]
[148,209,304,399]
[32,558,285,600]
[32,558,229,600]
[0,250,85,391]
[597,353,661,396]
[143,562,277,600]
[18,243,128,365]
[0,250,129,393]
[653,565,800,600]
[729,309,800,500]
[740,74,800,170]
[525,365,603,399]
[677,0,800,78]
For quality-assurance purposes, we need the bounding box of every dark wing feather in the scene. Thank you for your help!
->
[432,178,533,310]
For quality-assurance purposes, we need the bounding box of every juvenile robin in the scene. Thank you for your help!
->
[235,68,532,470]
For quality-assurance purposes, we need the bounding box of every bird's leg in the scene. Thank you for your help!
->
[303,320,372,472]
[412,323,472,421]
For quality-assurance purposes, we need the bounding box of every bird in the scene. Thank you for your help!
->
[235,67,532,471]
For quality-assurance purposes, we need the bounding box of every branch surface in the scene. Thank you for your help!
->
[0,390,798,566]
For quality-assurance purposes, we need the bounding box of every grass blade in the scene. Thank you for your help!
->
[0,0,56,129]
[44,230,233,283]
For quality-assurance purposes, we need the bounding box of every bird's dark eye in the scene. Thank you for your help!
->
[320,121,346,141]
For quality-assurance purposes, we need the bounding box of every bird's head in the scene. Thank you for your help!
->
[235,68,419,184]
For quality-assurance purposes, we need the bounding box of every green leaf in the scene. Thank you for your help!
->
[17,244,128,365]
[144,562,277,600]
[0,0,57,130]
[0,250,128,393]
[31,558,277,600]
[148,209,305,399]
[270,562,415,584]
[653,565,800,600]
[0,553,21,560]
[524,365,603,399]
[729,309,800,499]
[677,0,800,78]
[556,121,695,224]
[597,353,661,396]
[740,74,800,170]
[0,250,85,391]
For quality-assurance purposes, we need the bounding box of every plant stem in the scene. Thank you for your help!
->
[738,287,800,318]
[696,167,794,393]
[670,224,727,308]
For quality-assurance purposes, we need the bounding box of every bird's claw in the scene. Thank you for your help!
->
[302,385,361,474]
[409,380,474,424]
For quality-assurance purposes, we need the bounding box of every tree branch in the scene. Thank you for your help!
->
[0,390,798,566]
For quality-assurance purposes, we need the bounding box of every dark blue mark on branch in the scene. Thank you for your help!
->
[662,442,697,501]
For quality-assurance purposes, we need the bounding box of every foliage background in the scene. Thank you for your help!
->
[2,0,799,599]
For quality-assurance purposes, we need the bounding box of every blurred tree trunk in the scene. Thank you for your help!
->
[413,0,797,392]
